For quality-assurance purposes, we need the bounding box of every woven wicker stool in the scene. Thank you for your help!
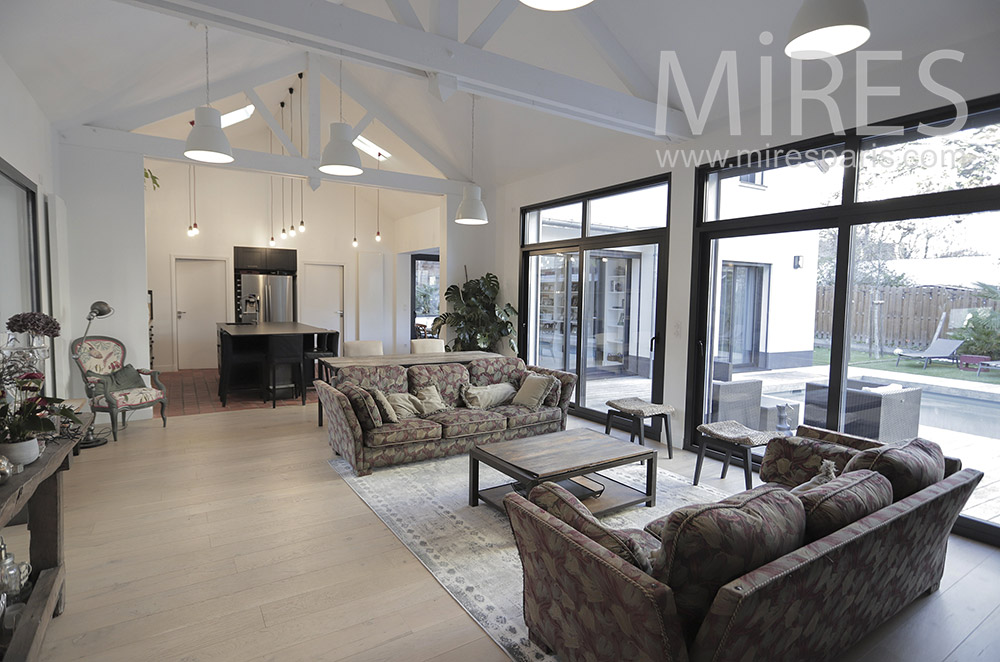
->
[604,397,676,459]
[695,420,775,490]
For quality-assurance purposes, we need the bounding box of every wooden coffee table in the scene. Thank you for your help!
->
[469,429,657,516]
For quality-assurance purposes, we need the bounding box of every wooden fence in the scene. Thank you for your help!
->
[815,285,1000,351]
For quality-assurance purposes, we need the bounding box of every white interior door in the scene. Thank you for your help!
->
[300,263,344,351]
[176,258,227,369]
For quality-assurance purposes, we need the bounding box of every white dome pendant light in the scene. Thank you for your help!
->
[520,1,594,10]
[785,0,870,60]
[319,60,364,176]
[184,25,234,164]
[455,95,488,225]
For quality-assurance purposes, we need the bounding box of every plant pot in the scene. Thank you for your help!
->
[2,439,40,466]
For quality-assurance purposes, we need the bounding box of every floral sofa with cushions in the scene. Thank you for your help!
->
[315,356,576,476]
[504,425,983,662]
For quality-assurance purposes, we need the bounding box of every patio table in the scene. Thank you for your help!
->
[977,360,1000,377]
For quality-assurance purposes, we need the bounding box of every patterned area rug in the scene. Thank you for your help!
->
[330,453,729,661]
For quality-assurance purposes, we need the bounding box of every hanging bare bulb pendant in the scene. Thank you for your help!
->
[269,235,276,247]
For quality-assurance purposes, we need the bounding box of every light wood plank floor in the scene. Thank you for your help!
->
[0,405,993,661]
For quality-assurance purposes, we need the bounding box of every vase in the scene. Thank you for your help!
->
[3,439,40,466]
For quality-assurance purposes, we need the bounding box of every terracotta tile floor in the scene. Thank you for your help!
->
[158,368,319,417]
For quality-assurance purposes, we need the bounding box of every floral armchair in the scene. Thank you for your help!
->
[70,335,167,441]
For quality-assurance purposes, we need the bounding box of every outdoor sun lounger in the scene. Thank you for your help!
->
[894,338,965,369]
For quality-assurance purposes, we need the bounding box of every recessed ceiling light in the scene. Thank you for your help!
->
[221,103,255,128]
[353,135,390,161]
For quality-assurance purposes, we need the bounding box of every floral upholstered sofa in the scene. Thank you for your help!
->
[504,425,983,662]
[315,356,576,476]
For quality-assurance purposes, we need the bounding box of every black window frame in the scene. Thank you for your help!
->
[519,173,671,429]
[690,92,1000,546]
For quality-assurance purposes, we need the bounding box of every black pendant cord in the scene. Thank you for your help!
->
[298,72,305,230]
[280,101,286,235]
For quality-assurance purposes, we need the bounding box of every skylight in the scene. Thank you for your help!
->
[353,135,390,160]
[221,103,255,128]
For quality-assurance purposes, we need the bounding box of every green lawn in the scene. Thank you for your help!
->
[811,346,1000,384]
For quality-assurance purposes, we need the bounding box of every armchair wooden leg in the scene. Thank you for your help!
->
[160,401,167,428]
[110,412,119,442]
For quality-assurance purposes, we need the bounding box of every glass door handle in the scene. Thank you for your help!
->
[650,335,659,352]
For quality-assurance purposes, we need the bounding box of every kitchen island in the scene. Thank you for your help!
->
[217,322,331,405]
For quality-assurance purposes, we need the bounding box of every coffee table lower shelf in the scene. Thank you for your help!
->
[476,473,653,516]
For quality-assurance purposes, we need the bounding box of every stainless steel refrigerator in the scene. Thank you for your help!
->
[239,274,295,323]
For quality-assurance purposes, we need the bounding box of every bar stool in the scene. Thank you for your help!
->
[265,334,306,408]
[694,420,775,490]
[604,397,676,459]
[305,331,339,383]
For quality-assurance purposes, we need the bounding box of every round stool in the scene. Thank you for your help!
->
[604,397,676,459]
[695,420,775,490]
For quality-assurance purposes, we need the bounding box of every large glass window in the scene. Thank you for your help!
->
[523,203,583,244]
[696,98,1000,537]
[704,148,845,222]
[704,230,835,451]
[411,254,440,338]
[521,177,669,421]
[588,183,669,236]
[581,244,659,412]
[840,211,1000,521]
[858,109,1000,203]
[526,252,579,371]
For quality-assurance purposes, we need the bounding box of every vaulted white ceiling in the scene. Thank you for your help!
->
[2,0,999,218]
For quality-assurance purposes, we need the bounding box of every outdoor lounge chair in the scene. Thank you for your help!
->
[894,338,964,369]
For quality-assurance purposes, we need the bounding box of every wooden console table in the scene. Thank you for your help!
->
[0,438,73,661]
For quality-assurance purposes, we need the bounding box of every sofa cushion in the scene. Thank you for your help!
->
[423,408,506,438]
[408,363,470,408]
[467,356,527,387]
[461,382,516,409]
[490,404,562,430]
[796,469,893,542]
[367,388,399,424]
[651,486,806,642]
[528,482,653,573]
[842,437,945,501]
[513,373,558,411]
[364,418,442,448]
[759,435,859,489]
[338,382,381,430]
[336,365,408,393]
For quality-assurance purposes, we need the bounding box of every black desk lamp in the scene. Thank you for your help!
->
[74,301,114,448]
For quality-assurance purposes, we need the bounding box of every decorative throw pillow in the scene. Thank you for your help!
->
[842,437,945,501]
[414,385,448,415]
[790,459,838,494]
[90,364,146,391]
[385,392,423,419]
[539,372,563,408]
[796,469,893,542]
[528,482,653,573]
[367,388,399,424]
[652,486,806,643]
[759,435,859,489]
[461,383,517,410]
[512,373,557,411]
[338,381,382,430]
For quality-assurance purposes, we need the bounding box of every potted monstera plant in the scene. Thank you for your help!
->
[1,313,79,465]
[431,272,517,352]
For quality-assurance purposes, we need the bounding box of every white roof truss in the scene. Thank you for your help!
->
[116,0,690,140]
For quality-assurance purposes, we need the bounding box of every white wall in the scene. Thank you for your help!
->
[59,143,150,419]
[488,40,1000,442]
[0,54,53,190]
[143,159,403,371]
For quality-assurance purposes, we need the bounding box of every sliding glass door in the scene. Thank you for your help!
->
[521,177,669,421]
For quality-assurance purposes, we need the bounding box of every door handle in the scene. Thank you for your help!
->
[177,310,186,319]
[650,335,659,352]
